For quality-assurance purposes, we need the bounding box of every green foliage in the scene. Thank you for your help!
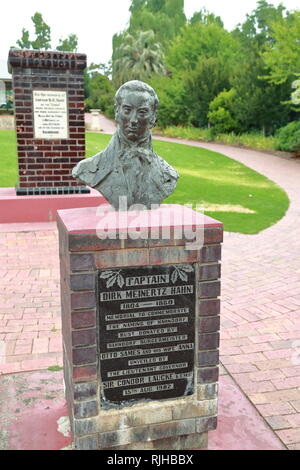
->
[130,0,146,14]
[275,121,300,153]
[30,12,51,50]
[157,126,277,152]
[112,30,167,88]
[56,33,78,52]
[262,11,300,85]
[160,22,238,128]
[233,0,286,45]
[47,366,63,372]
[155,125,214,141]
[291,78,300,111]
[231,1,295,134]
[112,0,185,86]
[110,1,300,134]
[15,12,78,52]
[16,29,31,49]
[149,74,190,126]
[183,57,231,128]
[84,68,115,118]
[231,53,293,134]
[208,89,240,134]
[166,21,237,72]
[128,0,186,46]
[215,131,277,151]
[189,7,224,28]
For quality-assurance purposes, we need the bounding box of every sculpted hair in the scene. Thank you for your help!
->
[115,80,159,113]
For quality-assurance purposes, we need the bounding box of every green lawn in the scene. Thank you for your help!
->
[0,130,289,234]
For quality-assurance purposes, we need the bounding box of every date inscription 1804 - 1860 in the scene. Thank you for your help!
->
[98,264,196,408]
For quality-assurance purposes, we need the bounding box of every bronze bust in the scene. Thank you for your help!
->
[72,80,179,210]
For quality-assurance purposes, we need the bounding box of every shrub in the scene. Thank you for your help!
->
[208,88,240,135]
[155,126,277,151]
[155,125,215,141]
[275,121,300,153]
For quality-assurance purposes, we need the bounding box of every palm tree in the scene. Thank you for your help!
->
[112,30,167,88]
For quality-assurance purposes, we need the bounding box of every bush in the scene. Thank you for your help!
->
[155,126,277,151]
[208,88,240,135]
[84,71,115,119]
[155,125,214,141]
[275,121,300,153]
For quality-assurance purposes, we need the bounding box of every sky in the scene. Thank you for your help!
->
[1,0,299,67]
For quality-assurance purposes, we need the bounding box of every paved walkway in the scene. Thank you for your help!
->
[1,118,300,449]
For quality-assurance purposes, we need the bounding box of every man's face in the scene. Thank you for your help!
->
[116,91,156,142]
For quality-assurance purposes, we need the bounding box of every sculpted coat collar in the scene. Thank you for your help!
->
[72,128,179,210]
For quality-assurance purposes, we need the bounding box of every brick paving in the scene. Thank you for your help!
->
[0,229,62,373]
[0,126,300,449]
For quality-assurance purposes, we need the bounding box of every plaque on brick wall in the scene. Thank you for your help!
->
[98,264,196,408]
[33,90,68,139]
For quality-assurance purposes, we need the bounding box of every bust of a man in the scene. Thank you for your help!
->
[72,80,179,210]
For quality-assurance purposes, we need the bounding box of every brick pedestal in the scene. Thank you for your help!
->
[8,49,88,195]
[57,204,223,450]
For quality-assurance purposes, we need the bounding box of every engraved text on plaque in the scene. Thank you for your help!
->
[98,264,196,408]
[33,90,68,139]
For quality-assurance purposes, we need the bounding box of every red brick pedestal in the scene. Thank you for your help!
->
[57,204,223,450]
[8,49,88,195]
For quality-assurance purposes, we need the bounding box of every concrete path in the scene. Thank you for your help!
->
[1,117,300,449]
[85,112,116,134]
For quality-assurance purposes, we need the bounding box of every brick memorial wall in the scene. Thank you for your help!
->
[8,49,89,195]
[57,204,223,450]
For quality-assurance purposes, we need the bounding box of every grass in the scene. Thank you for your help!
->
[47,365,63,372]
[0,130,289,234]
[0,130,18,187]
[156,126,278,152]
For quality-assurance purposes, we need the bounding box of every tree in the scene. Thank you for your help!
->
[189,7,224,28]
[160,21,238,127]
[16,29,31,49]
[112,30,167,88]
[56,33,78,52]
[84,67,115,118]
[231,0,295,134]
[149,74,191,126]
[124,0,185,48]
[262,11,300,85]
[30,12,51,50]
[16,12,78,52]
[208,89,240,134]
[233,0,286,45]
[129,0,146,14]
[166,21,238,73]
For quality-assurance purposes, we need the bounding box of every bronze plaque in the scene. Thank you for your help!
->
[98,264,195,408]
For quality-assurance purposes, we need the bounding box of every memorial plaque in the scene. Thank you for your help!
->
[98,264,196,408]
[33,90,68,139]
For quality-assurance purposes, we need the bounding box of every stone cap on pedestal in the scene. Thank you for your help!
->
[8,48,87,72]
[57,204,223,234]
[57,204,223,252]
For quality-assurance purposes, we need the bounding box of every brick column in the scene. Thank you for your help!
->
[8,49,89,195]
[57,204,223,450]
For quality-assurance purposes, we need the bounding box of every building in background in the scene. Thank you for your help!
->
[0,59,13,111]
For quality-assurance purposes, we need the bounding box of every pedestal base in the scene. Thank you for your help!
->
[57,204,223,450]
[0,187,105,223]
